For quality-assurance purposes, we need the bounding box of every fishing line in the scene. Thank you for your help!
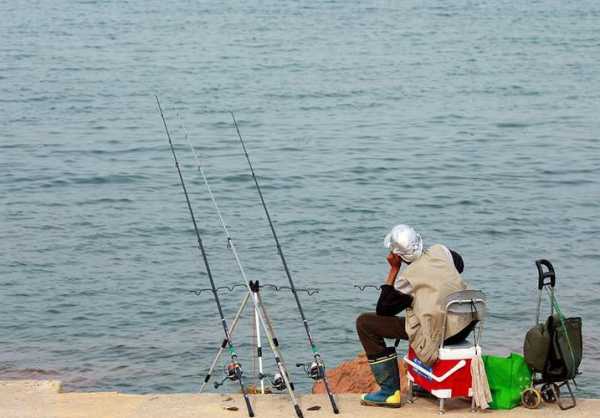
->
[353,284,384,292]
[189,285,320,297]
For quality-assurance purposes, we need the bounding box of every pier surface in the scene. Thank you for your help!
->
[1,380,597,417]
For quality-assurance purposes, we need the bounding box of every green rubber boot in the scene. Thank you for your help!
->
[360,348,401,408]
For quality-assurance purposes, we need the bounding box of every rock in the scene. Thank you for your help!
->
[312,352,408,394]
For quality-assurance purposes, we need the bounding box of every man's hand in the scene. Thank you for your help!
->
[386,252,402,270]
[385,252,402,286]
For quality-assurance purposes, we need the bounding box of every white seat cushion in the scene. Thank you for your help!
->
[438,342,478,360]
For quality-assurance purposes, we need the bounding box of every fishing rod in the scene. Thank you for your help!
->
[155,97,254,417]
[230,113,339,414]
[180,117,304,418]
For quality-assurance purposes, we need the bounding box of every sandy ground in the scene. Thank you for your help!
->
[1,380,598,418]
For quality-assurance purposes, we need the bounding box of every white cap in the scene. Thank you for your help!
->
[384,224,423,263]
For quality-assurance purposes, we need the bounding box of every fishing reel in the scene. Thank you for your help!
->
[296,361,325,380]
[271,372,287,391]
[258,372,288,391]
[214,361,243,388]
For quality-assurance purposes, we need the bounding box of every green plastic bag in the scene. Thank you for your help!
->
[483,353,532,409]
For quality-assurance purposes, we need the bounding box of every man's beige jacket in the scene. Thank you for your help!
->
[403,244,471,366]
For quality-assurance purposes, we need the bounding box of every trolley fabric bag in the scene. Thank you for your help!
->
[483,353,532,409]
[544,314,582,381]
[523,322,550,372]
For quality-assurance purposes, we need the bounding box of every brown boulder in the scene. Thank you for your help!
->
[312,352,408,394]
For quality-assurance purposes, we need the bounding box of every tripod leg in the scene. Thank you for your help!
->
[253,292,265,394]
[256,291,290,374]
[199,292,251,392]
[252,284,304,418]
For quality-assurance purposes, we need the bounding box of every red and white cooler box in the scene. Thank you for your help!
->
[404,341,477,400]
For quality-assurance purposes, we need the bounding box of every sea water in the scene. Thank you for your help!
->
[1,0,599,396]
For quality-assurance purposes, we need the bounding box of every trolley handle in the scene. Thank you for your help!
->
[535,259,556,289]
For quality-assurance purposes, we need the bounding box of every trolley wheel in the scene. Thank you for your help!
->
[521,388,542,409]
[541,383,557,403]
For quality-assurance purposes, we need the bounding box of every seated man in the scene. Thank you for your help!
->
[356,224,472,408]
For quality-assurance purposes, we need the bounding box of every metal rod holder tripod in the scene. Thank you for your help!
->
[200,285,272,394]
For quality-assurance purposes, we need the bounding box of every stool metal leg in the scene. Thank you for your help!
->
[439,398,445,415]
[407,380,414,403]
